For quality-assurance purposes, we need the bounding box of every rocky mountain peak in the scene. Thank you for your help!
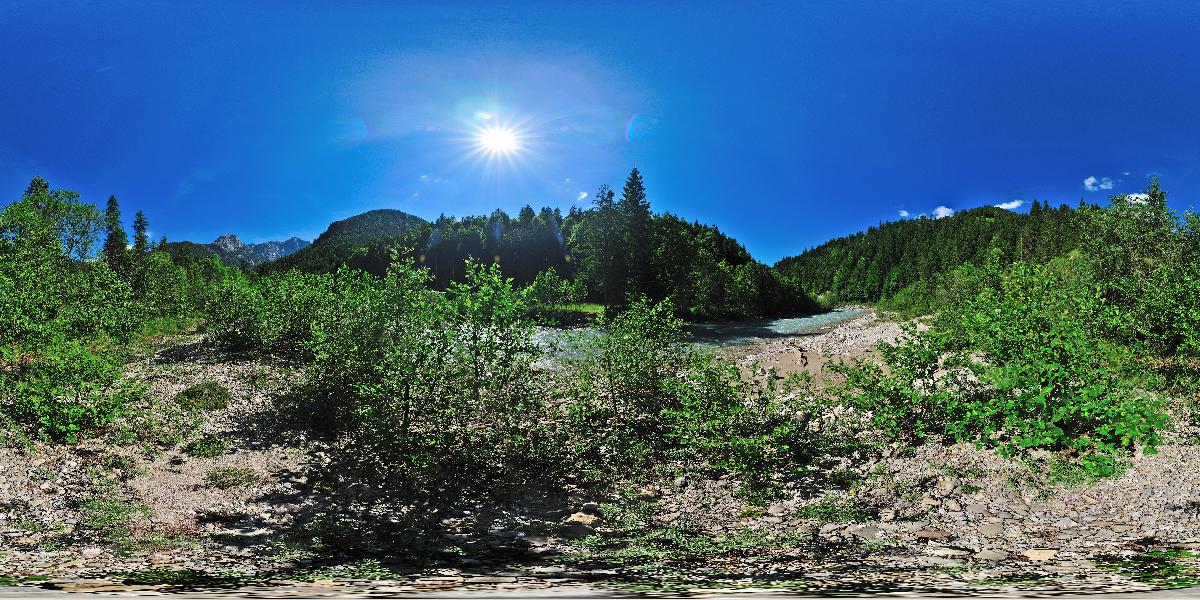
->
[212,234,245,252]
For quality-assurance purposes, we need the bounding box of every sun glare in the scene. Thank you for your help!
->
[477,126,521,155]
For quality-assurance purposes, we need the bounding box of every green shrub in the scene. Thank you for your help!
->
[79,498,149,541]
[304,258,551,491]
[3,339,132,442]
[796,496,873,523]
[836,255,1167,476]
[207,467,259,489]
[175,382,230,412]
[184,434,230,458]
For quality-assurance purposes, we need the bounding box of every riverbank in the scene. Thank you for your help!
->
[3,313,1200,596]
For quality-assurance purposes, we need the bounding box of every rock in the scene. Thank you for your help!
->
[914,529,951,539]
[466,576,517,584]
[847,525,883,540]
[978,523,1003,538]
[928,546,972,557]
[579,502,602,515]
[565,512,599,526]
[973,549,1009,561]
[767,504,787,516]
[79,547,103,558]
[1022,548,1058,561]
[966,503,988,516]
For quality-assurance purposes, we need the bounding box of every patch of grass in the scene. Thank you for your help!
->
[79,498,150,542]
[739,506,766,519]
[1098,549,1200,589]
[299,559,404,581]
[796,495,874,523]
[826,467,861,490]
[114,533,199,556]
[176,381,231,412]
[960,483,982,494]
[568,491,810,570]
[116,568,251,589]
[970,573,1051,587]
[207,467,259,489]
[184,434,230,458]
[560,302,604,315]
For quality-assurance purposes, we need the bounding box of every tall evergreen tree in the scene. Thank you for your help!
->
[591,184,626,308]
[132,210,150,256]
[102,195,130,272]
[617,168,652,298]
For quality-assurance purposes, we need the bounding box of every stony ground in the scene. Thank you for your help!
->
[3,313,1200,596]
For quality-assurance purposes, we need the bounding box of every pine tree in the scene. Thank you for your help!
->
[617,168,652,299]
[132,210,150,256]
[102,196,130,272]
[592,184,626,308]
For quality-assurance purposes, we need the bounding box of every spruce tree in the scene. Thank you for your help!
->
[592,184,626,308]
[132,210,150,256]
[102,196,130,272]
[617,168,652,299]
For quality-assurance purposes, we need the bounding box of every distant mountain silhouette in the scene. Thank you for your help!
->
[164,234,310,267]
[257,209,429,274]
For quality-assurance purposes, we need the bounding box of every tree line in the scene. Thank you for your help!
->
[775,201,1085,307]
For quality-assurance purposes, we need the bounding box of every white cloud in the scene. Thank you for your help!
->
[994,199,1024,211]
[933,206,955,219]
[1122,171,1132,176]
[1083,176,1115,191]
[898,210,910,218]
[575,191,588,202]
[1126,193,1149,204]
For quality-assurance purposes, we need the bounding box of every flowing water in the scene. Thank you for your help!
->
[534,308,866,362]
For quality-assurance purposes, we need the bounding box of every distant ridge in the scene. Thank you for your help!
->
[258,209,429,274]
[165,234,310,267]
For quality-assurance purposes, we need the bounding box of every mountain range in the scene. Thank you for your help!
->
[165,234,311,267]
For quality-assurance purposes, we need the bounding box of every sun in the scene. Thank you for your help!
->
[477,125,521,155]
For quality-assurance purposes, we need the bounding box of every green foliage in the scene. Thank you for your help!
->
[796,495,874,523]
[207,467,259,489]
[566,298,818,495]
[778,202,1084,306]
[3,340,133,442]
[175,381,231,412]
[304,258,551,491]
[79,498,150,541]
[184,434,230,458]
[836,252,1167,475]
[525,268,585,323]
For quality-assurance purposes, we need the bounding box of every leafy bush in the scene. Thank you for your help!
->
[836,255,1167,475]
[2,340,133,442]
[207,467,259,489]
[565,298,820,495]
[175,381,230,412]
[184,434,230,458]
[303,258,552,492]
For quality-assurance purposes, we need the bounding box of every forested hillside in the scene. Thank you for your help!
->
[775,202,1083,306]
[164,235,309,267]
[258,169,815,319]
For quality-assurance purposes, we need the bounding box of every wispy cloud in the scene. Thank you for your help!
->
[898,209,910,218]
[1083,175,1115,191]
[1126,193,1149,204]
[933,206,955,219]
[172,165,221,202]
[575,191,588,203]
[994,199,1024,210]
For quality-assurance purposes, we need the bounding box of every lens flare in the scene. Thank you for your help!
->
[477,125,521,155]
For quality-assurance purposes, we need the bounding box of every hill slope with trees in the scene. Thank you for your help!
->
[258,169,817,319]
[774,201,1084,307]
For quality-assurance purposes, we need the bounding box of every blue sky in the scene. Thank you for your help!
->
[2,1,1199,263]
